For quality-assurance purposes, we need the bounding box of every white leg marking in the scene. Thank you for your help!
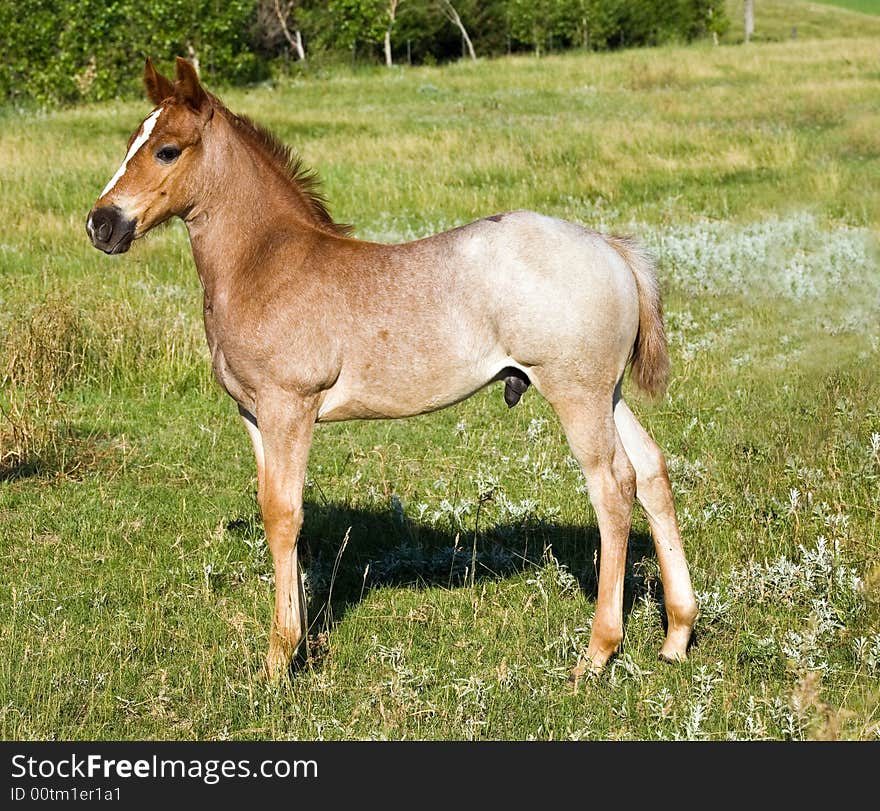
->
[100,107,163,198]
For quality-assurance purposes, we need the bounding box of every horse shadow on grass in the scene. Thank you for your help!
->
[225,497,669,668]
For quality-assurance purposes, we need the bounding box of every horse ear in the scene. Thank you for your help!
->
[174,57,209,114]
[144,58,174,105]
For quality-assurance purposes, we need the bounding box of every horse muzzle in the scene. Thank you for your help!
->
[86,205,137,254]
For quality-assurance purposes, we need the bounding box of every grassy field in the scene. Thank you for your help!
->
[2,3,879,740]
[812,1,880,16]
[725,0,880,38]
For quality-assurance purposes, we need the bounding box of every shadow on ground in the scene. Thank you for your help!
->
[224,498,664,664]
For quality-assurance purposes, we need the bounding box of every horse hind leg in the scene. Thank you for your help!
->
[613,398,698,662]
[548,390,636,677]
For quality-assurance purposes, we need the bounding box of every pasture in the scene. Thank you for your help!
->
[1,4,879,739]
[810,1,880,17]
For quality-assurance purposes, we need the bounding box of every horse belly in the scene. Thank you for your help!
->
[315,347,497,422]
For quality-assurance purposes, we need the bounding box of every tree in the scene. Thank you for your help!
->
[384,0,401,67]
[326,0,387,58]
[744,0,754,43]
[438,1,476,60]
[506,0,571,56]
[256,0,307,62]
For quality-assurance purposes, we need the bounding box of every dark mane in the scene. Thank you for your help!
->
[213,95,353,237]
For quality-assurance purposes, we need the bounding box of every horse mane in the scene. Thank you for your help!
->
[212,94,353,237]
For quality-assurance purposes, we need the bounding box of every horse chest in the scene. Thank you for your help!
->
[203,305,253,408]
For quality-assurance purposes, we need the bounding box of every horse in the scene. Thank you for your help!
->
[86,57,698,681]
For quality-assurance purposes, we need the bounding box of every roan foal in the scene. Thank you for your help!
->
[87,58,698,681]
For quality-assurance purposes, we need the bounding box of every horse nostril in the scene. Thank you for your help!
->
[88,208,117,246]
[87,205,136,254]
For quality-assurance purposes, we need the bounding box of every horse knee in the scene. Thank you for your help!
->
[261,489,303,548]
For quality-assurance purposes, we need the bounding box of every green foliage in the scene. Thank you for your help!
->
[0,0,264,106]
[496,0,728,54]
[324,0,388,52]
[0,0,728,106]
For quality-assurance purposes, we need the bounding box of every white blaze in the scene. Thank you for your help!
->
[100,107,163,198]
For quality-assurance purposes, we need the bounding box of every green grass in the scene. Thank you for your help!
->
[724,0,880,39]
[2,10,880,739]
[813,0,880,15]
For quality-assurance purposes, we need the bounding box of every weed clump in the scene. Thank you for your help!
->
[0,295,88,477]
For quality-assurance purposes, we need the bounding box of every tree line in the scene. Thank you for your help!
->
[0,0,728,106]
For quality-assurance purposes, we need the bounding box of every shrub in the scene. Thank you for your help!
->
[0,0,727,106]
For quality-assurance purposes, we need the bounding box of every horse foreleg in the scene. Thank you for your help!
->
[251,396,316,679]
[613,399,698,662]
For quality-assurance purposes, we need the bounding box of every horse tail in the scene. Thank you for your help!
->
[606,235,670,399]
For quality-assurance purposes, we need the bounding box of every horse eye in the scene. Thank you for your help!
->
[156,145,181,164]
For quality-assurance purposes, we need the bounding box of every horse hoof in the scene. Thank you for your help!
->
[568,653,605,688]
[260,665,286,684]
[262,652,294,683]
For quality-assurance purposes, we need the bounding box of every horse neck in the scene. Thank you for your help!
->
[183,118,324,301]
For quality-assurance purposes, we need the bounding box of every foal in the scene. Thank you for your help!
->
[87,58,698,680]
